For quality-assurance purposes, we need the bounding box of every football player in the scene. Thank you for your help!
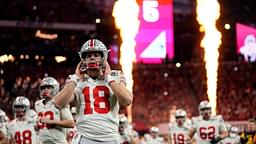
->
[35,76,74,144]
[54,39,133,144]
[0,109,8,144]
[7,96,39,144]
[219,126,241,144]
[67,107,77,144]
[168,109,191,144]
[188,100,228,144]
[144,127,164,144]
[118,114,139,144]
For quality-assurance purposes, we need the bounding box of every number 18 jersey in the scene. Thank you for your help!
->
[74,70,124,141]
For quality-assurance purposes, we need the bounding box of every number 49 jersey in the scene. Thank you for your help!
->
[7,119,38,144]
[191,115,227,144]
[74,70,125,142]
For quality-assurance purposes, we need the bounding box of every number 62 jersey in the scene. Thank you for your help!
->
[74,70,125,142]
[191,116,227,144]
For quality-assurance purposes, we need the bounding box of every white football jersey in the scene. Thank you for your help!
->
[144,134,164,144]
[74,70,125,141]
[0,123,7,142]
[191,115,227,144]
[0,123,7,136]
[169,123,190,144]
[35,99,73,144]
[218,135,241,144]
[7,119,38,144]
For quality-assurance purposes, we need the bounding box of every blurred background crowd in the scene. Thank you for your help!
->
[0,0,256,135]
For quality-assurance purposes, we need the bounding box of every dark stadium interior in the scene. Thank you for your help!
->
[0,0,256,128]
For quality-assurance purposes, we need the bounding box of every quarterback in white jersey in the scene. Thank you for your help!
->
[219,126,241,144]
[54,39,133,144]
[35,76,74,144]
[168,109,191,144]
[7,96,39,144]
[188,100,228,144]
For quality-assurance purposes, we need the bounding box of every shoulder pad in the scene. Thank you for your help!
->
[211,115,223,121]
[191,116,202,123]
[35,99,41,105]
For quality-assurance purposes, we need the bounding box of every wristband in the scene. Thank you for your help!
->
[66,74,80,86]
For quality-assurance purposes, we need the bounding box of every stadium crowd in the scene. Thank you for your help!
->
[1,61,256,123]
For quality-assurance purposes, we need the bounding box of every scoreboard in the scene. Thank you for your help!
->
[135,0,174,63]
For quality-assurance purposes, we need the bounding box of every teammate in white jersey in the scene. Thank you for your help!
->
[7,96,39,144]
[168,109,191,144]
[188,100,228,144]
[118,114,139,144]
[67,107,77,144]
[35,76,74,144]
[219,126,241,144]
[0,109,8,144]
[53,39,133,144]
[144,127,164,144]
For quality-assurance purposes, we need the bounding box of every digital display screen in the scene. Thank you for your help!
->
[135,0,174,63]
[236,23,256,62]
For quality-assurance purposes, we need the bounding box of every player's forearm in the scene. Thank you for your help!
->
[109,82,133,106]
[54,82,76,108]
[54,119,75,128]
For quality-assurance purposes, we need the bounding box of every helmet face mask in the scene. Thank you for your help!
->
[13,96,30,118]
[200,108,211,119]
[81,51,104,70]
[40,77,59,99]
[198,100,212,119]
[79,39,108,72]
[229,127,239,137]
[175,109,187,125]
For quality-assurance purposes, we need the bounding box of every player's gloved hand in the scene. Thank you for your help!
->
[210,136,222,144]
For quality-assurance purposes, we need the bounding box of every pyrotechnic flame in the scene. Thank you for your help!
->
[112,0,140,122]
[196,0,221,115]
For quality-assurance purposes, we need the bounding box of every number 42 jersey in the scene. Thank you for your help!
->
[74,70,125,142]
